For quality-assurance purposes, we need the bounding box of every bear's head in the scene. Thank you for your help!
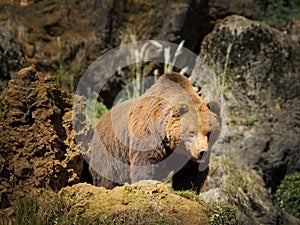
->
[128,73,221,167]
[167,100,221,164]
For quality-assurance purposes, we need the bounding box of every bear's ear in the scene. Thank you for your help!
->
[178,104,188,116]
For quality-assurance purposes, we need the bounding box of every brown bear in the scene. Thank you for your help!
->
[89,73,221,193]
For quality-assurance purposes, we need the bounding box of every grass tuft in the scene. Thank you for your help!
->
[175,190,241,225]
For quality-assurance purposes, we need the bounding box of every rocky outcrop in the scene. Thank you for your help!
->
[0,27,27,92]
[201,155,299,225]
[58,181,210,224]
[0,0,208,102]
[0,0,117,80]
[0,65,91,208]
[0,0,273,106]
[195,15,300,192]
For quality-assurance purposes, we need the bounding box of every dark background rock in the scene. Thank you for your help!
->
[201,155,299,225]
[0,27,27,92]
[195,15,300,192]
[0,0,215,96]
[208,0,267,19]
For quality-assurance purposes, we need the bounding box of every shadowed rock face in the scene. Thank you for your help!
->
[0,0,268,107]
[201,155,300,225]
[0,27,27,92]
[189,15,300,224]
[196,15,300,194]
[0,65,92,208]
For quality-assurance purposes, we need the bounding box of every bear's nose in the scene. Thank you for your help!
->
[198,149,208,159]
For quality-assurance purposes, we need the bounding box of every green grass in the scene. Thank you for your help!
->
[175,190,241,225]
[0,194,172,225]
[207,42,234,93]
[207,204,240,225]
[55,36,79,93]
[12,197,40,225]
[1,193,76,225]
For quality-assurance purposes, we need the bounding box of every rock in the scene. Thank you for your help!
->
[208,0,267,19]
[0,0,117,83]
[200,155,300,225]
[0,27,27,92]
[0,65,91,207]
[0,0,213,103]
[58,182,210,224]
[194,15,300,192]
[287,17,300,43]
[160,1,213,51]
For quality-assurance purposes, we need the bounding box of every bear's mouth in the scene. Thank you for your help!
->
[197,159,206,164]
[197,150,211,171]
[190,155,207,164]
[193,149,210,164]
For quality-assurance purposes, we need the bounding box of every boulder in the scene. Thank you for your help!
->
[58,182,210,224]
[195,15,300,192]
[200,155,300,225]
[0,65,91,207]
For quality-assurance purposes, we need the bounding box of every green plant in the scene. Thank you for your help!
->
[274,172,300,218]
[261,0,300,25]
[207,42,233,93]
[85,98,109,126]
[174,190,202,202]
[1,193,80,225]
[1,197,41,225]
[13,197,40,225]
[163,40,187,74]
[175,190,240,225]
[207,204,240,225]
[115,40,188,105]
[55,37,78,92]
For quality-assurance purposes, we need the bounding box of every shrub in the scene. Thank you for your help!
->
[85,98,109,126]
[274,172,300,218]
[175,190,241,225]
[262,0,300,25]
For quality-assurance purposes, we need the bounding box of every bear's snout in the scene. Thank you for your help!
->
[198,149,208,163]
[199,149,207,158]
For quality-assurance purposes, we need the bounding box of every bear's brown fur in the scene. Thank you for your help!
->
[89,73,221,193]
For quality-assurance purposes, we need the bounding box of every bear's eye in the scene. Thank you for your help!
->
[178,104,188,115]
[190,131,195,137]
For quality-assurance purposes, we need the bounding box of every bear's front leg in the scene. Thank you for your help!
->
[172,160,209,194]
[89,166,120,189]
[129,150,159,183]
[130,164,158,183]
